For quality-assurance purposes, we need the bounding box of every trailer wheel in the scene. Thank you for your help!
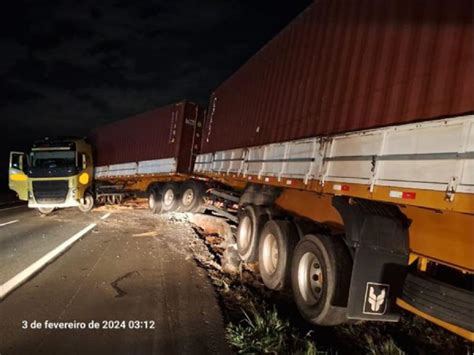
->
[148,190,162,214]
[291,234,352,326]
[258,220,298,290]
[38,207,54,215]
[78,192,94,212]
[237,205,267,262]
[161,183,180,212]
[178,181,204,212]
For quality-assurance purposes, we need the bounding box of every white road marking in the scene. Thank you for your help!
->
[0,223,97,300]
[0,220,19,227]
[100,212,111,220]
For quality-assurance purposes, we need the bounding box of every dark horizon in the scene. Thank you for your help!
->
[0,0,311,191]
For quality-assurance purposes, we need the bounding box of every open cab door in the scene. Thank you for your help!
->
[9,151,28,201]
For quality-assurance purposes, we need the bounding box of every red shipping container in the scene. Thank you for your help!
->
[90,100,205,174]
[202,0,474,153]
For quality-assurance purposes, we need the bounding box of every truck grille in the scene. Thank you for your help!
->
[32,180,69,204]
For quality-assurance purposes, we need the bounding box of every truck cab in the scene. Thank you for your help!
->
[8,137,94,214]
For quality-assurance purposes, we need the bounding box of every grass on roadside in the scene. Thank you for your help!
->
[227,302,322,355]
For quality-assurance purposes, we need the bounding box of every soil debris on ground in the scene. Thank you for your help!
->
[183,212,472,355]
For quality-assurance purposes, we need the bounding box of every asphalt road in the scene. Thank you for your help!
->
[0,205,232,355]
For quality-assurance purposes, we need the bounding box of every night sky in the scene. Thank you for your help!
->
[0,0,311,190]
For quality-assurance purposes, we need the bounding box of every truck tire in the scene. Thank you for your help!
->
[78,192,94,212]
[161,183,180,212]
[148,190,162,214]
[291,234,352,326]
[38,207,54,215]
[258,220,298,290]
[178,180,204,212]
[237,205,267,262]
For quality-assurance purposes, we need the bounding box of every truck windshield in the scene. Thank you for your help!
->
[30,150,76,169]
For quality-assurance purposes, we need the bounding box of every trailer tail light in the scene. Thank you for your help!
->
[389,190,417,200]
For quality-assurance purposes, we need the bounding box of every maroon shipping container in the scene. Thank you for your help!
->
[91,100,205,174]
[202,0,474,153]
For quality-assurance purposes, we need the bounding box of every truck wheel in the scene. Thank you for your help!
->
[291,234,352,326]
[237,205,268,262]
[178,181,204,212]
[258,220,298,290]
[38,207,54,215]
[161,183,180,212]
[78,192,94,212]
[148,190,162,214]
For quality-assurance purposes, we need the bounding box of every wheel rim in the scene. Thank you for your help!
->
[149,193,155,209]
[297,252,324,305]
[261,232,279,275]
[182,188,194,206]
[237,216,252,251]
[163,188,174,207]
[81,195,93,210]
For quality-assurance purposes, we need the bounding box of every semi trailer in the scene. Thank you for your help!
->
[90,100,206,213]
[191,0,474,340]
[7,0,473,342]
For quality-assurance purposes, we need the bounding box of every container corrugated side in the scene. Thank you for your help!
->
[91,101,203,174]
[201,0,474,154]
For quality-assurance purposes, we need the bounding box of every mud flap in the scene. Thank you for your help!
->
[347,241,408,321]
[332,197,410,321]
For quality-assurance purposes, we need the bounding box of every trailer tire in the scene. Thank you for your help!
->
[161,183,180,212]
[78,192,94,212]
[178,181,204,212]
[258,220,298,290]
[237,205,267,262]
[291,234,352,326]
[38,207,54,215]
[148,190,162,214]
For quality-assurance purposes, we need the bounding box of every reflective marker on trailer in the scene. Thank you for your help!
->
[333,184,350,191]
[402,192,417,200]
[389,190,417,200]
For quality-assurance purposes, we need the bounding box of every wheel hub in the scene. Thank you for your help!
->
[238,216,252,251]
[163,189,174,206]
[182,188,194,206]
[149,193,155,209]
[297,252,324,305]
[262,233,279,274]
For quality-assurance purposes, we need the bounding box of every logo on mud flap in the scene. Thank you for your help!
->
[363,282,389,315]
